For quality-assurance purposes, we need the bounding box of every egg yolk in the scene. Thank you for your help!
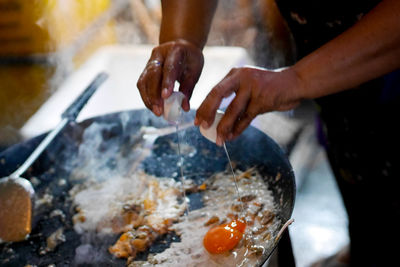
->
[203,219,246,254]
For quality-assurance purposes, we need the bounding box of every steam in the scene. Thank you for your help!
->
[74,234,118,265]
[75,243,106,265]
[46,0,130,92]
[0,0,130,148]
[65,119,145,265]
[68,120,144,183]
[207,0,296,68]
[63,112,190,265]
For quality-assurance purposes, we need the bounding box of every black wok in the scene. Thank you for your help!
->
[0,109,295,267]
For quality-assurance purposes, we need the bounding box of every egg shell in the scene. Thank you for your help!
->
[199,110,224,143]
[163,92,185,123]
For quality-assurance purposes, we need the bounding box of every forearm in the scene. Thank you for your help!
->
[160,0,218,49]
[293,0,400,100]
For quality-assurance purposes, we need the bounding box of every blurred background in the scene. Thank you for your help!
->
[0,1,349,266]
[0,0,296,148]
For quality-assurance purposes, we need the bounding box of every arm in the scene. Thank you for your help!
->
[293,0,400,99]
[195,0,400,146]
[137,0,218,116]
[160,0,218,48]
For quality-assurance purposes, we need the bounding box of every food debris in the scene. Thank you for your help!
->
[198,183,207,191]
[71,168,280,266]
[71,171,186,261]
[35,192,53,208]
[49,209,66,222]
[109,225,156,260]
[258,210,275,226]
[39,228,66,255]
[204,216,219,226]
[145,168,280,267]
[239,194,257,202]
[275,172,282,181]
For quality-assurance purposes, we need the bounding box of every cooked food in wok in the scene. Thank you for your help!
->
[70,166,279,266]
[140,168,280,267]
[0,110,295,267]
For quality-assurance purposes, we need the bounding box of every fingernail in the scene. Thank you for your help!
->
[182,101,190,112]
[201,121,210,129]
[153,105,161,116]
[216,136,223,146]
[162,88,169,98]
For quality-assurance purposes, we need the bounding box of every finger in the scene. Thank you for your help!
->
[178,75,197,111]
[231,100,260,138]
[144,63,164,116]
[137,74,152,110]
[216,87,251,143]
[178,55,204,112]
[137,50,164,115]
[161,47,184,99]
[195,69,239,128]
[142,51,164,114]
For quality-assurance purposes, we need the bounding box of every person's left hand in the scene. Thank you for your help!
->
[194,66,303,146]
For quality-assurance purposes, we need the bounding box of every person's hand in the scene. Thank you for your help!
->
[194,66,303,146]
[137,39,204,116]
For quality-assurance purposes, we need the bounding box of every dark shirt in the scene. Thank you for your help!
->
[274,0,400,214]
[275,0,380,58]
[275,3,400,265]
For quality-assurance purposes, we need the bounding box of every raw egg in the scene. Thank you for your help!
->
[203,219,246,254]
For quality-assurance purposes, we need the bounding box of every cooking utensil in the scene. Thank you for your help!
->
[0,109,295,266]
[0,72,108,243]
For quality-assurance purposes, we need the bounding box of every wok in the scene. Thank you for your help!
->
[0,109,295,267]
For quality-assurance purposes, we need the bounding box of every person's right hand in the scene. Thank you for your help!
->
[137,39,204,116]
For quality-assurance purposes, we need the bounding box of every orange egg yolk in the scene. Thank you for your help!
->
[203,219,246,254]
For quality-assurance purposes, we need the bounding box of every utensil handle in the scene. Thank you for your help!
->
[62,72,108,120]
[11,72,108,178]
[11,118,69,178]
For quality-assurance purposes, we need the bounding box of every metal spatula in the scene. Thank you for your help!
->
[0,72,108,243]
